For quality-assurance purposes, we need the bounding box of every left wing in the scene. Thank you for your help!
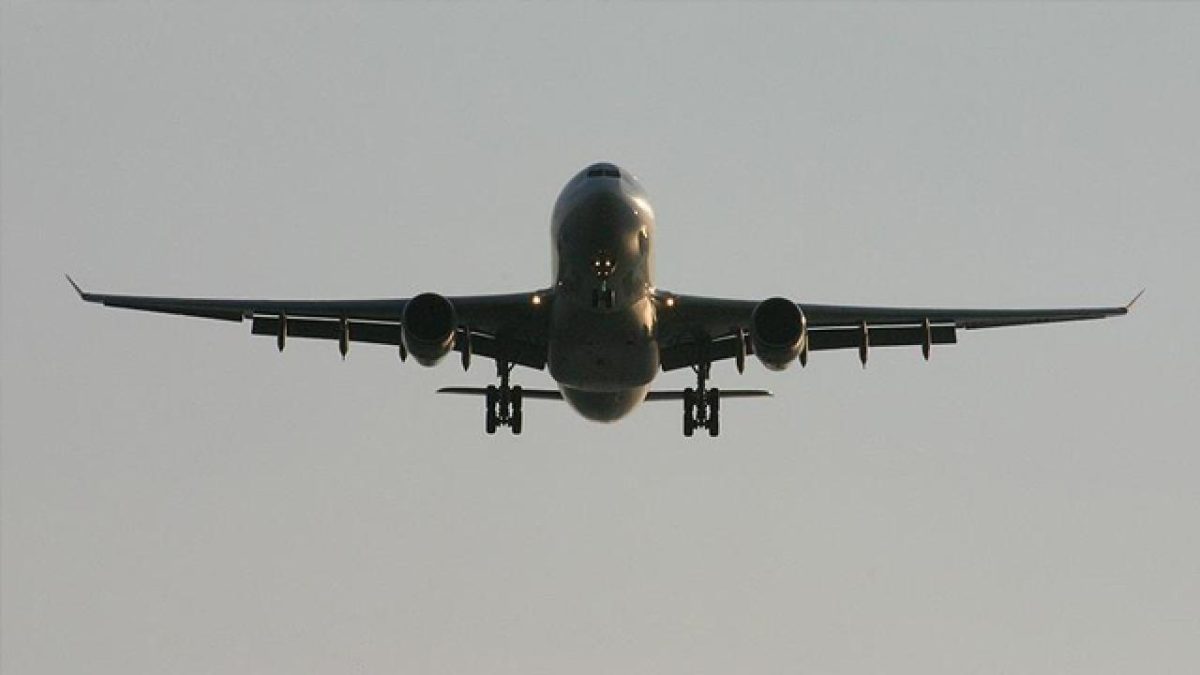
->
[655,289,1139,371]
[68,276,551,369]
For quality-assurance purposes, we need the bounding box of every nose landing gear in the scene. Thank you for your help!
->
[485,360,523,435]
[591,284,616,309]
[682,362,720,437]
[590,250,617,309]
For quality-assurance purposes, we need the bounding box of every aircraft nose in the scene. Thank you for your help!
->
[562,190,642,253]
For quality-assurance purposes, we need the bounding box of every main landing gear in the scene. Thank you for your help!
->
[683,362,720,437]
[485,360,523,435]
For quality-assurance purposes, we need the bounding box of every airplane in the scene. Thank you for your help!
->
[69,162,1139,437]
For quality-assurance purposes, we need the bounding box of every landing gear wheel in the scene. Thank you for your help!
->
[683,387,697,437]
[485,385,498,435]
[511,386,524,435]
[707,388,721,437]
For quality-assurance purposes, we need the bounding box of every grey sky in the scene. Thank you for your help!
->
[2,3,1198,673]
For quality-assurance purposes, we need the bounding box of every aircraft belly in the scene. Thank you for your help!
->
[559,385,649,422]
[548,303,658,392]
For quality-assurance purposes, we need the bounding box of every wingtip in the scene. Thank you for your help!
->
[1125,288,1145,311]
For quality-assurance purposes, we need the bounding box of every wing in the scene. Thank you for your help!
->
[68,276,551,369]
[655,289,1140,371]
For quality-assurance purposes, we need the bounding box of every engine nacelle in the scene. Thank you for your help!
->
[401,293,457,366]
[751,297,807,371]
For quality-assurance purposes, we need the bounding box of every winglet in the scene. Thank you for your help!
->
[65,274,98,303]
[65,274,86,298]
[1125,288,1145,311]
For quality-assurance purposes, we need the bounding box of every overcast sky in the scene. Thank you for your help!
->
[3,3,1198,674]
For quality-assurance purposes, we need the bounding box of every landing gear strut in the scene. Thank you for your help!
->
[485,360,523,435]
[591,283,615,309]
[683,361,720,437]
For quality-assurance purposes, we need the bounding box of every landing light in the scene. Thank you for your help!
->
[531,294,542,306]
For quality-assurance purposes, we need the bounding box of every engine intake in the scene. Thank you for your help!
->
[751,297,807,370]
[402,293,457,366]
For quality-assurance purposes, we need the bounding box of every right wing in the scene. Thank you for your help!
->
[68,276,551,369]
[656,289,1139,371]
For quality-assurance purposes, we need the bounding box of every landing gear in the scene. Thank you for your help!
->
[683,391,696,437]
[484,361,523,435]
[682,362,721,437]
[591,285,615,309]
[590,250,616,309]
[485,385,498,434]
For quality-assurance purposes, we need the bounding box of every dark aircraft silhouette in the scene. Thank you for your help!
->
[70,162,1138,436]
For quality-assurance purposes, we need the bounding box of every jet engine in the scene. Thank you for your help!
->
[401,293,457,366]
[751,297,807,370]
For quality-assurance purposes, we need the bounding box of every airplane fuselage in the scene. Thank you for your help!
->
[547,163,659,421]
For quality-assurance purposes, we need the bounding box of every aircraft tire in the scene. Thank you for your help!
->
[485,385,498,435]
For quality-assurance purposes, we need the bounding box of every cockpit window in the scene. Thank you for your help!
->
[586,165,621,179]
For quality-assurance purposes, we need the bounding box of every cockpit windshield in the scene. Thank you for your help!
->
[586,163,621,179]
